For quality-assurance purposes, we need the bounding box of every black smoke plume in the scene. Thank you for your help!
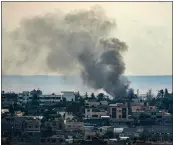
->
[2,6,129,97]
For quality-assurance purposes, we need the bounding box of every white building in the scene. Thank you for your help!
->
[18,91,75,105]
[18,92,62,106]
[39,94,62,106]
[61,91,75,102]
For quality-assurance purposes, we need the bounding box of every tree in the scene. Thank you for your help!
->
[91,93,96,99]
[139,113,150,120]
[110,97,126,104]
[103,131,114,139]
[85,92,88,99]
[165,88,168,96]
[41,126,53,137]
[97,93,104,101]
[128,88,135,99]
[157,89,164,98]
[168,104,173,114]
[146,89,153,101]
[9,105,15,116]
[31,94,40,106]
[75,91,80,101]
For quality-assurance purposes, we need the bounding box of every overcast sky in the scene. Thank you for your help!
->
[2,2,172,76]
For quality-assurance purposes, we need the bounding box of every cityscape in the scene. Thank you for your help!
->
[2,2,172,145]
[1,88,173,145]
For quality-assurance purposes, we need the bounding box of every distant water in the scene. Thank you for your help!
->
[2,75,172,95]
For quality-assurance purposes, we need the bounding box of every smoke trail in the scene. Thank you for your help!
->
[2,6,129,97]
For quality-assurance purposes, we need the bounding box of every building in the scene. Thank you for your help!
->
[132,105,157,113]
[65,121,84,131]
[132,98,145,106]
[2,116,42,135]
[84,118,110,127]
[18,91,62,106]
[84,126,98,139]
[23,118,41,132]
[39,94,62,106]
[85,99,100,107]
[17,90,76,105]
[100,100,109,106]
[18,91,33,105]
[44,118,65,131]
[109,103,128,120]
[2,93,18,107]
[85,108,107,119]
[61,91,75,102]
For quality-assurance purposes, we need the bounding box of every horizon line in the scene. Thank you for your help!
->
[2,74,172,77]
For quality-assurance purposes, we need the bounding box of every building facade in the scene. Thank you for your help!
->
[39,94,62,106]
[65,121,84,131]
[85,108,107,119]
[109,103,128,120]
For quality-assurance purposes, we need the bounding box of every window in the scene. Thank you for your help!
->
[29,126,31,128]
[35,125,38,128]
[92,115,98,118]
[122,108,127,118]
[112,108,117,111]
[119,115,122,119]
[47,139,50,142]
[112,108,117,118]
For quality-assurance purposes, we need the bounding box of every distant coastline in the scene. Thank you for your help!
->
[2,75,172,95]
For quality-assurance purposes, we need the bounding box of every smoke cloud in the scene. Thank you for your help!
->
[2,6,129,97]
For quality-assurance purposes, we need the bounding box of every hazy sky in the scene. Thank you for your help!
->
[2,2,172,76]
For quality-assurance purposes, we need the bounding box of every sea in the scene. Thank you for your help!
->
[2,75,172,95]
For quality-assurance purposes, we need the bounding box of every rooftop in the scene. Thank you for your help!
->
[109,103,127,107]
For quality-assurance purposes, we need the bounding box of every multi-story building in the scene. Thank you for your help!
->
[2,116,42,134]
[18,91,32,105]
[18,92,62,106]
[23,118,41,132]
[85,108,107,119]
[17,90,76,105]
[39,94,62,106]
[109,103,128,120]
